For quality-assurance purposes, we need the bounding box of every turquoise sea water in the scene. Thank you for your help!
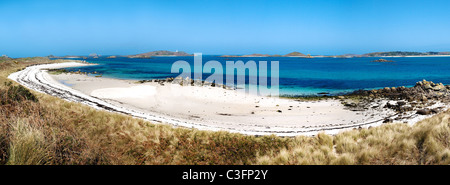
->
[61,56,450,96]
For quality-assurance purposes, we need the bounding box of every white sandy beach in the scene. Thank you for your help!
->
[8,62,445,136]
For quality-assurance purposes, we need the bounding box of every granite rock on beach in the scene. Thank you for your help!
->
[138,76,233,90]
[346,79,450,121]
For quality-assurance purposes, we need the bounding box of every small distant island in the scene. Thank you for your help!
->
[127,50,193,58]
[88,53,100,58]
[1,54,10,59]
[371,59,395,62]
[220,54,275,57]
[284,52,306,57]
[220,51,314,58]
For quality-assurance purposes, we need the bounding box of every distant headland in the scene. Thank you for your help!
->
[127,50,193,58]
[220,52,313,58]
[47,50,193,59]
[220,51,450,58]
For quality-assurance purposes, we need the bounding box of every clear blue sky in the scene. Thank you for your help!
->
[1,0,450,57]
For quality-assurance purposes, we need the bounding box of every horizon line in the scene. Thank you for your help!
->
[4,50,450,58]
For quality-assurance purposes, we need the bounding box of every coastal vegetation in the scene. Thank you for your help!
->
[0,57,449,165]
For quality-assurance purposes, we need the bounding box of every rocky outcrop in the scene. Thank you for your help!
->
[345,80,449,116]
[138,77,234,90]
[351,80,449,102]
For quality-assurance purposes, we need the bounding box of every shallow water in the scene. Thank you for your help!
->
[60,56,450,96]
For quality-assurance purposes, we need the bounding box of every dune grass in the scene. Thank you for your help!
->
[0,57,449,165]
[6,118,48,165]
[255,108,450,165]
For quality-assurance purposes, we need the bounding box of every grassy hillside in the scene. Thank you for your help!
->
[0,57,449,165]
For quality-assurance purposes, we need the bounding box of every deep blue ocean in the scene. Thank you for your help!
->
[61,56,450,96]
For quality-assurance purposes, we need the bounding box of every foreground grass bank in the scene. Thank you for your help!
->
[0,57,449,165]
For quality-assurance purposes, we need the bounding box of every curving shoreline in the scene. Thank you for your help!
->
[7,62,448,136]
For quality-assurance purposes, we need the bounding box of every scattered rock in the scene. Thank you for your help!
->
[432,84,445,91]
[431,108,440,114]
[421,95,428,102]
[416,109,432,115]
[397,101,407,106]
[383,118,393,123]
[351,80,448,106]
[399,105,413,112]
[424,84,433,90]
